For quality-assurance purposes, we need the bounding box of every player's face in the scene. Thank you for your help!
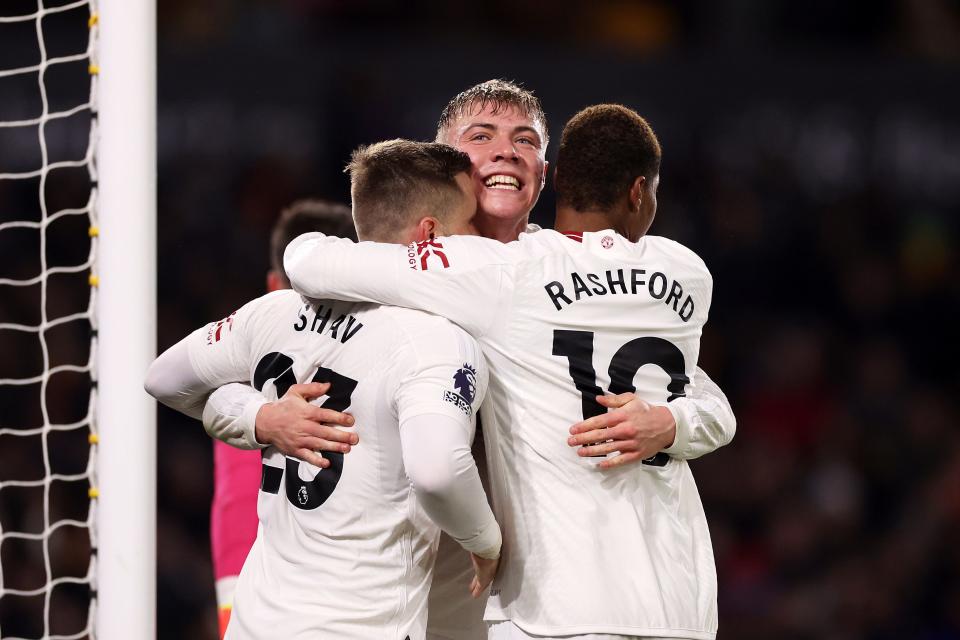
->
[443,104,547,224]
[438,172,481,237]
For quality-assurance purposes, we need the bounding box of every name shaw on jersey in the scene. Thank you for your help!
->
[293,303,364,343]
[544,267,695,321]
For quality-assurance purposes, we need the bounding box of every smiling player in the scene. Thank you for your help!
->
[284,104,733,640]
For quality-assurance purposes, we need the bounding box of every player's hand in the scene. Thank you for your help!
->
[469,552,499,599]
[254,382,358,469]
[567,393,676,470]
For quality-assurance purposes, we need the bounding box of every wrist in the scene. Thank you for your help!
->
[656,405,677,449]
[661,400,691,456]
[465,521,502,560]
[248,399,272,448]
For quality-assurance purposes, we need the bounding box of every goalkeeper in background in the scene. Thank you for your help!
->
[210,199,357,638]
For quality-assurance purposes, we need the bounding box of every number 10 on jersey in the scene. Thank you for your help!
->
[552,330,689,466]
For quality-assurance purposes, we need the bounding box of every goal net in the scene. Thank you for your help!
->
[0,1,154,638]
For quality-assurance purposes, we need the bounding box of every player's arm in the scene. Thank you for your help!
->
[401,413,499,597]
[203,382,357,468]
[143,299,355,463]
[661,366,736,459]
[395,325,501,597]
[144,299,266,444]
[143,337,216,421]
[568,367,735,466]
[284,232,515,337]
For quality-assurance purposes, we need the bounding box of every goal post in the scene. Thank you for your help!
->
[94,0,157,638]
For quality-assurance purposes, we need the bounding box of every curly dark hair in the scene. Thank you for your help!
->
[436,79,548,144]
[346,139,472,241]
[555,104,661,213]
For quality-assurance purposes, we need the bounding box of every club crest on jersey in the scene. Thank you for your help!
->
[443,363,477,416]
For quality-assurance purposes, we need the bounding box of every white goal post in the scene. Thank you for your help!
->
[95,0,156,638]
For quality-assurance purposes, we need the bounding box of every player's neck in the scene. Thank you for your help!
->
[554,206,628,239]
[476,214,530,243]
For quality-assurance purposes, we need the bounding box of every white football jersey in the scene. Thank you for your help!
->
[286,229,723,639]
[184,290,488,640]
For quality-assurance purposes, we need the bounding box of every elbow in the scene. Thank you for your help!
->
[407,457,459,502]
[284,260,312,299]
[718,409,737,448]
[143,349,183,408]
[143,358,181,409]
[281,234,314,294]
[143,361,170,404]
[143,359,165,403]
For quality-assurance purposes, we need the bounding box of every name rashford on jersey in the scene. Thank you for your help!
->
[285,229,734,639]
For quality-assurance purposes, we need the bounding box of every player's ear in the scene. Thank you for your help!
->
[413,217,440,242]
[630,176,647,212]
[541,160,549,190]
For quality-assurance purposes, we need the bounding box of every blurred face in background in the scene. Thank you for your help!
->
[441,103,548,226]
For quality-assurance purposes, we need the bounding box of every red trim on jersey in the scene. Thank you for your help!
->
[559,231,583,242]
[211,312,236,343]
[415,237,450,270]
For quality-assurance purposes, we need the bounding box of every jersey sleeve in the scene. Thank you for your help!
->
[184,299,256,387]
[662,366,736,460]
[394,319,489,428]
[393,320,500,558]
[284,232,519,338]
[143,338,210,420]
[203,383,270,450]
[144,298,259,424]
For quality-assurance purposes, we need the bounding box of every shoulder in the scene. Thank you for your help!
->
[242,289,302,310]
[234,289,304,323]
[436,232,542,265]
[381,307,480,349]
[520,228,586,252]
[474,228,570,260]
[641,235,712,281]
[381,307,483,366]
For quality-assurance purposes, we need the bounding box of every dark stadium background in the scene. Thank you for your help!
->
[3,1,960,638]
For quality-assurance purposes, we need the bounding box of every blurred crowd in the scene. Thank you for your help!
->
[2,1,959,638]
